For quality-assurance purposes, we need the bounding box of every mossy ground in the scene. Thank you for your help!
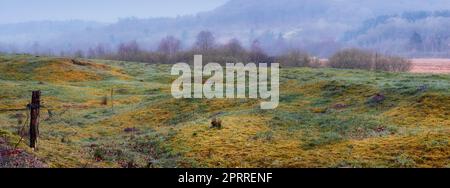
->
[0,54,448,168]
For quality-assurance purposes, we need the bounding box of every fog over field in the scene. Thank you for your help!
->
[0,0,450,57]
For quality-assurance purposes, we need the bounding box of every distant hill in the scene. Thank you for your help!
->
[345,10,450,57]
[0,0,449,57]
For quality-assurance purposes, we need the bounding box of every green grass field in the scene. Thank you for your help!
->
[0,54,449,168]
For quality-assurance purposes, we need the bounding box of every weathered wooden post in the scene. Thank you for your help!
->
[29,90,41,150]
[374,52,379,71]
[110,88,114,112]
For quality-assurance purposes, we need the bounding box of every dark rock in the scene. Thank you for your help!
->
[332,103,348,109]
[367,93,386,104]
[71,59,89,66]
[211,118,222,129]
[373,126,386,133]
[124,127,139,133]
[417,85,429,92]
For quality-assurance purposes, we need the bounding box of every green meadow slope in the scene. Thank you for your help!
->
[0,54,449,168]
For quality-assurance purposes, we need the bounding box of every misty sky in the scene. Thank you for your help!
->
[0,0,228,24]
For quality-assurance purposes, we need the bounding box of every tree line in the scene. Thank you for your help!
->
[70,30,319,67]
[1,30,412,72]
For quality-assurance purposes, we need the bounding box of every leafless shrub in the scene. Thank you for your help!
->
[375,55,412,72]
[329,49,412,72]
[328,49,374,70]
[276,50,315,67]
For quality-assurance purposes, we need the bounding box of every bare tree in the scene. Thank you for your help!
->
[94,44,107,57]
[248,39,270,63]
[157,36,181,57]
[409,32,423,51]
[87,48,96,58]
[74,49,85,58]
[59,51,65,57]
[118,41,140,60]
[223,38,245,57]
[195,31,215,52]
[31,41,40,55]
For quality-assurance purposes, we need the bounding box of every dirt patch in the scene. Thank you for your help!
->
[410,59,450,74]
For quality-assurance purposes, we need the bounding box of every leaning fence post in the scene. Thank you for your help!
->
[29,90,41,150]
[111,88,114,112]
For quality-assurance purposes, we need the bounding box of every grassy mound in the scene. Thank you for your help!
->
[0,54,129,83]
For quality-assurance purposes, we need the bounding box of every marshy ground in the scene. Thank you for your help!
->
[0,54,449,168]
